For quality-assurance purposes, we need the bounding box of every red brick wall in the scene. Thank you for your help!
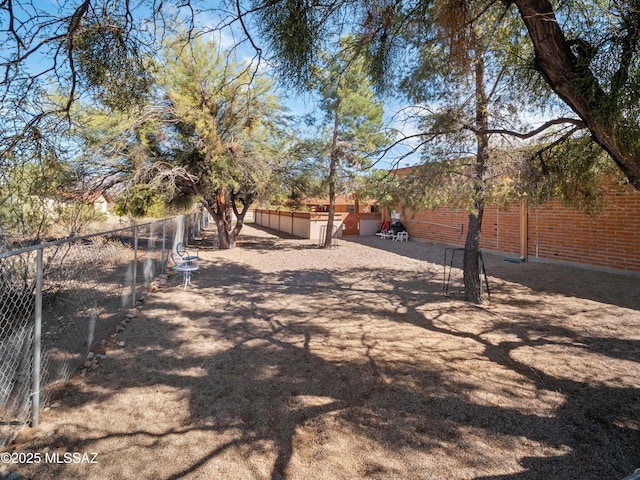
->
[481,205,522,255]
[402,208,467,246]
[400,204,523,253]
[527,184,640,272]
[395,182,640,273]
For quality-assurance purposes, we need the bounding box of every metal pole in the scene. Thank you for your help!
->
[161,219,167,269]
[32,248,43,428]
[131,226,139,308]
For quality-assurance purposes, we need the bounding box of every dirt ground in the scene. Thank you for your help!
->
[3,224,640,480]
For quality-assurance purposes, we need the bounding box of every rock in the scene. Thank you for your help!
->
[87,352,95,359]
[50,402,61,408]
[12,427,35,444]
[115,325,125,333]
[83,360,93,368]
[117,341,125,347]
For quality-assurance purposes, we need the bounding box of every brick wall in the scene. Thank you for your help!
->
[527,184,640,272]
[395,181,640,273]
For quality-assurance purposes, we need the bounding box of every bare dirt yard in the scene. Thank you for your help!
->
[4,224,640,480]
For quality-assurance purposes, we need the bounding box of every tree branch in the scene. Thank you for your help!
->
[466,117,586,139]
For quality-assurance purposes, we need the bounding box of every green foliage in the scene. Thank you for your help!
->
[0,149,106,242]
[77,32,293,247]
[114,184,167,218]
[254,0,325,88]
[276,140,329,208]
[250,0,640,199]
[55,203,105,236]
[311,37,391,176]
[359,169,402,211]
[73,14,152,111]
[518,136,621,213]
[152,34,288,199]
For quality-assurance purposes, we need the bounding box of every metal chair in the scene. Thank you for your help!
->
[394,231,409,241]
[176,242,199,264]
[171,252,199,288]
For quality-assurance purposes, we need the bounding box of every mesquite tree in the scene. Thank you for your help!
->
[78,35,288,249]
[156,38,287,249]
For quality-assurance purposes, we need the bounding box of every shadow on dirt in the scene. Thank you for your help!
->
[344,235,640,312]
[19,228,640,480]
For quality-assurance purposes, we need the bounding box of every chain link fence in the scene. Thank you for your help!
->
[0,212,208,448]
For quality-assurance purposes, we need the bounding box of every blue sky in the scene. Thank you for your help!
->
[200,6,423,171]
[0,1,421,171]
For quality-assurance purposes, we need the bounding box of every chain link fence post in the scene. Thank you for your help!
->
[131,226,139,308]
[31,248,43,428]
[161,219,167,269]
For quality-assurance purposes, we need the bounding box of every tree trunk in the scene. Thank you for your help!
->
[212,212,233,249]
[463,204,484,303]
[230,191,255,245]
[201,189,254,250]
[324,99,342,248]
[324,156,337,248]
[514,0,640,191]
[463,27,489,304]
[201,188,234,249]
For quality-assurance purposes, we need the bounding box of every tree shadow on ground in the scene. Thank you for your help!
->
[344,235,640,311]
[385,273,639,479]
[18,229,640,480]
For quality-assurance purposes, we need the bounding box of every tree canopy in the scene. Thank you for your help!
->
[309,38,390,247]
[2,0,640,254]
[243,0,640,191]
[76,33,290,248]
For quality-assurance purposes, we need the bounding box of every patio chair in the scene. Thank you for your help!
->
[376,220,394,239]
[176,242,199,264]
[171,252,199,288]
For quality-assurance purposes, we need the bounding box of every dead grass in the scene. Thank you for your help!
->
[4,224,640,480]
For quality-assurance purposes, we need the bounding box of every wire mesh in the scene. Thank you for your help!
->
[0,251,36,445]
[0,212,205,448]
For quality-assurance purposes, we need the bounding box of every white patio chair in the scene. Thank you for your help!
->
[171,252,199,288]
[176,242,199,264]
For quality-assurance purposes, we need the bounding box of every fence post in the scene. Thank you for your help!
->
[32,248,43,428]
[162,219,167,269]
[131,226,139,308]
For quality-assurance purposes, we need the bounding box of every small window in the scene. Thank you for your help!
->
[346,205,355,213]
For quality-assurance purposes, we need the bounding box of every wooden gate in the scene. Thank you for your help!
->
[342,212,360,235]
